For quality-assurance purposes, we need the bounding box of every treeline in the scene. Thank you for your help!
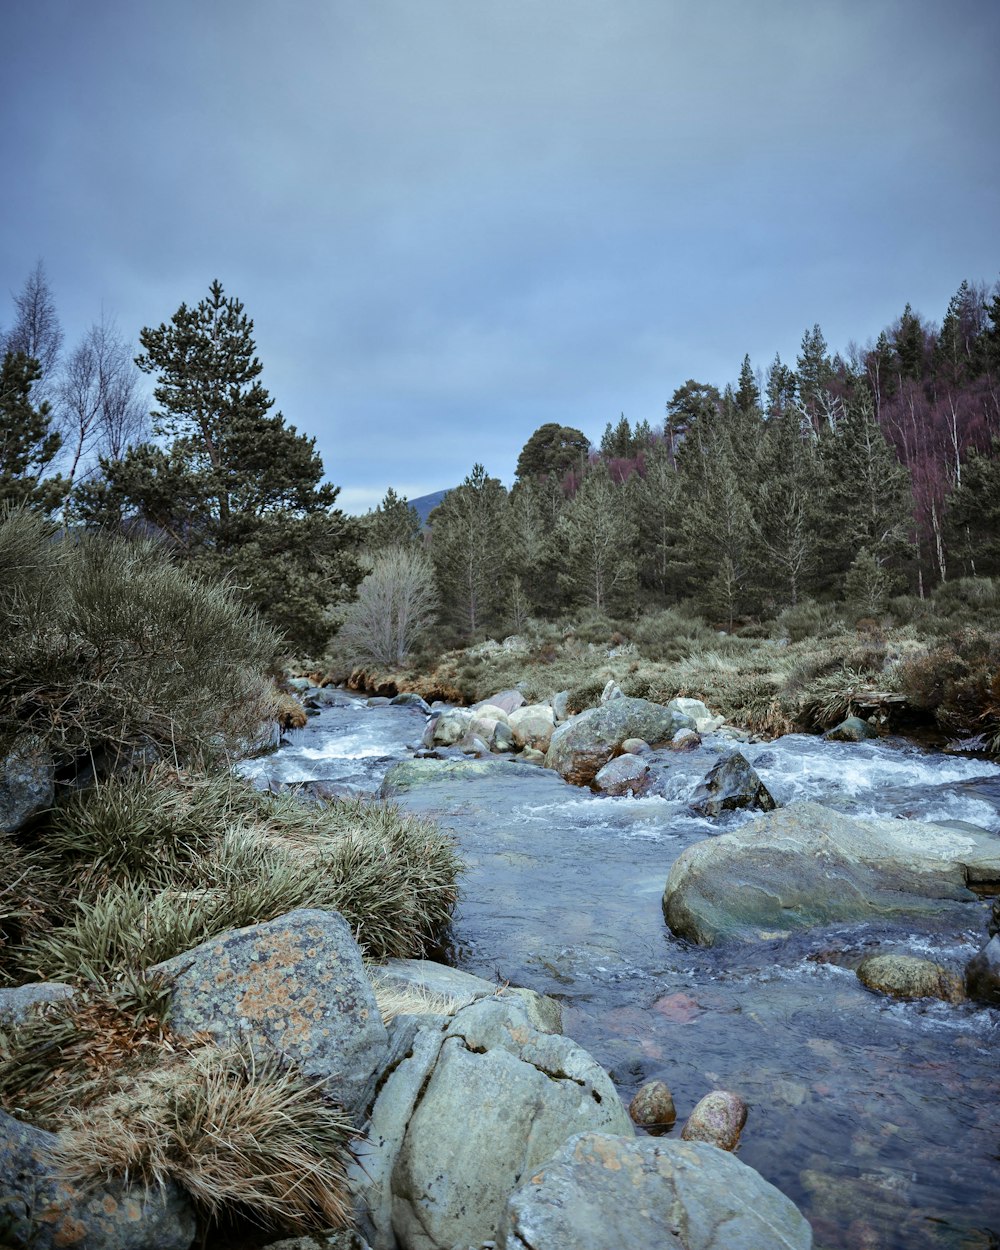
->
[360,277,1000,642]
[3,262,999,659]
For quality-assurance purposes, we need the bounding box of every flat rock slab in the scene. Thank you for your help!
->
[498,1133,812,1250]
[380,756,543,796]
[154,908,387,1118]
[0,981,74,1027]
[663,800,1000,945]
[0,1107,195,1250]
[372,958,562,1032]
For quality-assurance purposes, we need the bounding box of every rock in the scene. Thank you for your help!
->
[663,801,1000,946]
[521,746,546,765]
[688,750,776,819]
[681,1090,747,1151]
[629,1079,676,1130]
[964,934,1000,1005]
[669,697,725,734]
[492,721,516,752]
[545,697,695,786]
[550,690,570,722]
[477,689,525,716]
[0,982,74,1027]
[460,734,492,757]
[1,733,54,833]
[496,1133,812,1250]
[0,1107,195,1250]
[856,953,965,1003]
[380,756,541,796]
[153,909,387,1119]
[620,736,651,754]
[355,996,631,1250]
[508,703,557,752]
[389,693,432,714]
[471,702,511,725]
[669,728,701,751]
[600,679,623,703]
[286,676,311,691]
[826,715,876,742]
[366,696,391,707]
[989,897,1000,937]
[371,959,562,1033]
[428,708,472,746]
[593,753,651,796]
[467,713,502,744]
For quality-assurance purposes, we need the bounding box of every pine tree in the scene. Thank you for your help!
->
[735,354,761,417]
[365,487,422,551]
[76,280,360,653]
[634,440,682,598]
[514,423,590,482]
[429,464,511,639]
[946,440,1000,576]
[555,464,637,613]
[0,352,64,513]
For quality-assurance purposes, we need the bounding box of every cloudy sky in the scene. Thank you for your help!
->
[2,0,998,512]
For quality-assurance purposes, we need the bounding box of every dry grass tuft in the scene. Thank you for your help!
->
[52,1042,355,1232]
[367,972,459,1022]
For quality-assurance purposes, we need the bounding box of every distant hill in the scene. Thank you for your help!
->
[409,489,451,525]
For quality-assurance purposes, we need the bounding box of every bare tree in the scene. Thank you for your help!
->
[338,546,438,666]
[57,314,148,509]
[3,262,63,391]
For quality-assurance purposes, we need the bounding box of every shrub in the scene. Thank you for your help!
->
[0,508,281,767]
[774,599,845,642]
[631,608,714,661]
[897,630,1000,743]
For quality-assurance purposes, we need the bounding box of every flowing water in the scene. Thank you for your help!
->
[242,699,1000,1250]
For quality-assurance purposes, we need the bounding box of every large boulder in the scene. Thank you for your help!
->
[663,801,1000,945]
[669,698,725,735]
[0,1107,195,1250]
[496,1133,813,1250]
[688,750,776,819]
[153,909,387,1119]
[508,703,557,752]
[0,733,54,833]
[354,995,631,1250]
[545,697,695,786]
[476,689,525,716]
[0,982,74,1028]
[380,756,540,796]
[825,715,876,742]
[423,709,472,747]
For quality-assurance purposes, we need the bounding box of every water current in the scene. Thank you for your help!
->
[240,697,1000,1250]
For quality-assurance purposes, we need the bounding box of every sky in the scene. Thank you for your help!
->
[2,0,999,513]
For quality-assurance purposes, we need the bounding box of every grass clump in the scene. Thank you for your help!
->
[0,986,354,1234]
[10,769,461,985]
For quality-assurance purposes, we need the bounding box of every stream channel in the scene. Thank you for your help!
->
[240,696,1000,1250]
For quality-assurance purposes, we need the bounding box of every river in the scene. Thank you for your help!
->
[240,697,1000,1250]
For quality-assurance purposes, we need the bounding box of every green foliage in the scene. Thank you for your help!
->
[555,465,637,613]
[363,487,422,551]
[515,423,590,481]
[897,630,1000,744]
[946,441,1000,577]
[430,463,511,639]
[75,281,361,654]
[0,508,280,767]
[0,352,64,513]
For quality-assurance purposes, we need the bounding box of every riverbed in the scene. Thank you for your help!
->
[241,698,1000,1250]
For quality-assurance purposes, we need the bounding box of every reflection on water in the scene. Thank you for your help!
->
[250,699,1000,1249]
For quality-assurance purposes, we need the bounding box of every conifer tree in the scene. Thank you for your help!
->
[0,351,64,513]
[429,464,511,638]
[365,487,422,551]
[514,423,589,482]
[76,281,360,653]
[946,441,1000,576]
[555,463,637,613]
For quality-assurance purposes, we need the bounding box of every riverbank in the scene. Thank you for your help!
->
[318,597,1000,755]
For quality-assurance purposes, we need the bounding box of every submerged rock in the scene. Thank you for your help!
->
[856,953,965,1003]
[663,801,1000,945]
[688,750,776,818]
[628,1079,676,1130]
[545,697,695,786]
[964,934,1000,1005]
[680,1090,748,1151]
[496,1133,812,1250]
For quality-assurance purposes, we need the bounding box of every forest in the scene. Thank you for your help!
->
[3,264,1000,654]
